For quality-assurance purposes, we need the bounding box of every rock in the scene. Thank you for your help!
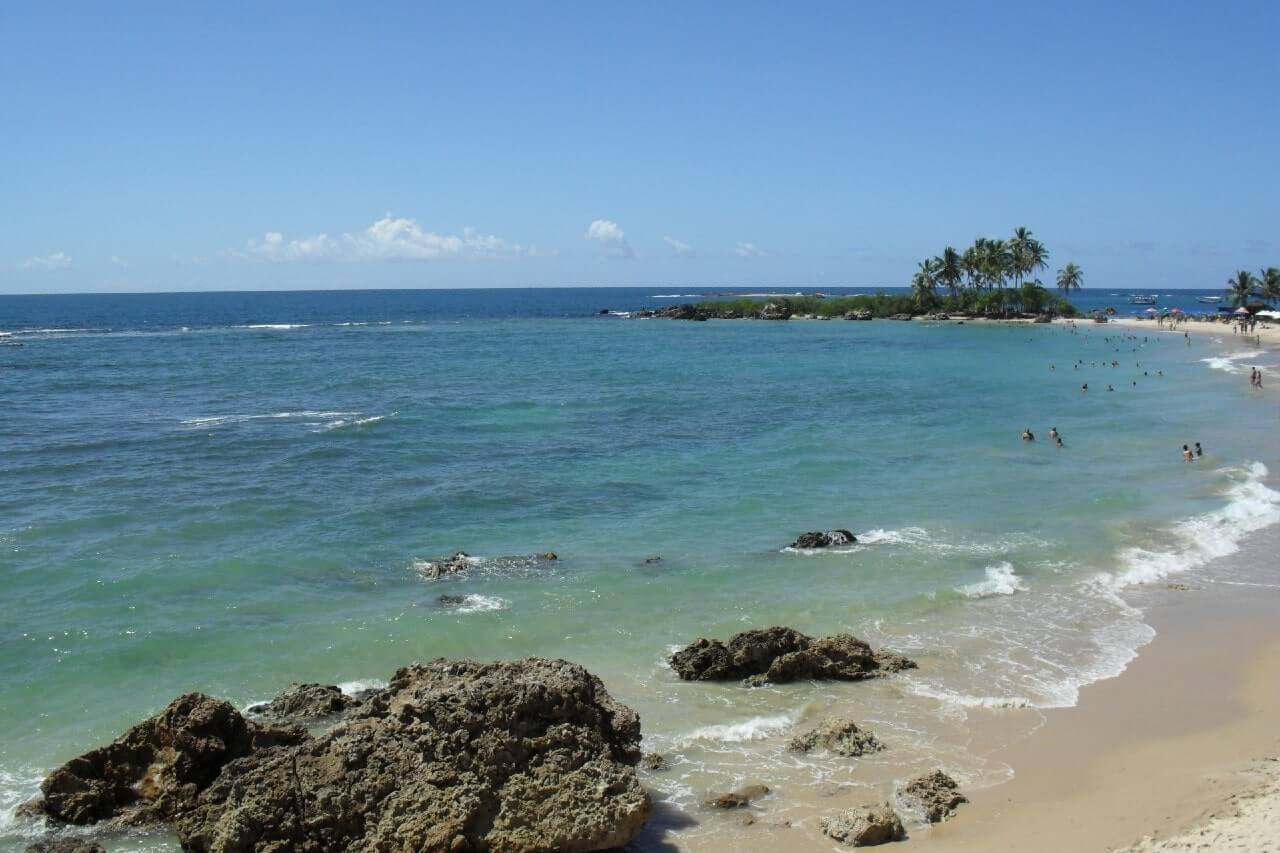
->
[703,784,770,809]
[1167,583,1190,591]
[418,551,473,580]
[640,752,669,771]
[788,718,883,757]
[843,310,873,320]
[174,658,650,852]
[760,302,790,320]
[38,693,306,827]
[900,769,967,823]
[643,556,663,564]
[245,683,357,723]
[820,804,905,846]
[437,594,469,606]
[888,314,913,321]
[599,308,611,315]
[543,551,559,560]
[1033,314,1051,323]
[25,840,108,853]
[669,627,916,686]
[791,530,856,549]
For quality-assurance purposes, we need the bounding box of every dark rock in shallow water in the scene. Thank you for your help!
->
[788,718,883,756]
[245,683,357,722]
[38,693,305,827]
[640,752,669,771]
[25,840,107,853]
[669,627,915,686]
[820,804,905,846]
[643,555,663,564]
[418,551,472,580]
[703,784,769,808]
[175,657,650,852]
[900,769,967,823]
[791,529,856,549]
[436,594,469,607]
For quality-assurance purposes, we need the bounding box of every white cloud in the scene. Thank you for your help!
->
[238,215,533,262]
[584,219,635,259]
[19,251,73,271]
[735,241,767,258]
[110,256,129,268]
[663,236,694,258]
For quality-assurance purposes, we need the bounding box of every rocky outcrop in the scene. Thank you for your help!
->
[703,784,770,809]
[669,627,915,686]
[437,594,469,606]
[418,551,473,579]
[640,753,669,771]
[791,530,856,549]
[38,693,305,827]
[900,769,967,823]
[788,718,883,757]
[175,658,650,852]
[760,302,790,320]
[843,310,873,320]
[245,683,358,723]
[820,804,905,846]
[25,840,108,853]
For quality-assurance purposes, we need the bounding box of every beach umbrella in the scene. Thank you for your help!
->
[1145,307,1158,313]
[1233,306,1249,315]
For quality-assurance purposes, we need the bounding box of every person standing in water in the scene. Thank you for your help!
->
[1022,427,1035,441]
[1182,444,1194,462]
[1195,442,1203,458]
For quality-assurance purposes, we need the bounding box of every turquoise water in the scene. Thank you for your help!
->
[2,292,1278,849]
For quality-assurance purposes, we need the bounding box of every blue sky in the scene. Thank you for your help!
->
[2,1,1277,293]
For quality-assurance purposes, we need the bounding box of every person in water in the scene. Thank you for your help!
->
[1049,427,1059,440]
[1055,436,1064,448]
[1195,442,1203,458]
[1182,444,1194,462]
[1022,427,1035,441]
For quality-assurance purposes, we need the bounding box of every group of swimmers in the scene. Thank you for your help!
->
[1022,426,1065,448]
[1181,442,1203,462]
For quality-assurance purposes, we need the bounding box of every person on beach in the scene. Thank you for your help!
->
[1195,442,1203,458]
[1182,444,1194,462]
[1022,428,1035,441]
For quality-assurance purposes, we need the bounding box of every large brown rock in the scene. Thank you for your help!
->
[791,530,856,549]
[668,627,916,686]
[820,804,905,846]
[175,658,650,852]
[787,718,883,757]
[37,693,305,827]
[25,841,108,853]
[900,769,967,823]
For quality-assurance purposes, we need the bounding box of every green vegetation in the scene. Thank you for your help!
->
[691,287,1077,320]
[908,227,1081,317]
[1227,267,1280,307]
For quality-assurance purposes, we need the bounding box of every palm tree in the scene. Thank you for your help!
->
[1226,270,1257,307]
[1260,267,1280,307]
[1026,238,1049,279]
[937,247,963,295]
[1056,262,1083,293]
[962,244,982,291]
[1009,227,1036,287]
[912,258,939,307]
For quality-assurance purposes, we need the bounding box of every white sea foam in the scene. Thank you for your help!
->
[455,594,509,614]
[1201,350,1264,374]
[0,767,44,835]
[681,710,801,744]
[181,411,360,428]
[958,562,1027,598]
[1100,462,1280,590]
[907,685,1035,710]
[856,527,930,545]
[237,323,310,330]
[337,678,388,695]
[321,413,396,431]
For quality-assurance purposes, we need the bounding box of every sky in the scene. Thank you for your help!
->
[2,1,1277,294]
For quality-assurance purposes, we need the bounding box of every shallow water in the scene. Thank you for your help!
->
[2,290,1278,850]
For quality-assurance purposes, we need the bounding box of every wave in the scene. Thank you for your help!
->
[337,678,388,696]
[321,413,396,431]
[958,562,1027,598]
[906,683,1035,710]
[236,323,310,330]
[181,411,360,428]
[681,710,801,744]
[856,527,930,546]
[1101,462,1280,590]
[0,767,44,836]
[1201,351,1264,374]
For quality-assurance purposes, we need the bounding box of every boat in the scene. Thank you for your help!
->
[1129,295,1157,305]
[1196,295,1223,304]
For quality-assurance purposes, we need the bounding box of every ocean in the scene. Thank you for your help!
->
[2,287,1278,850]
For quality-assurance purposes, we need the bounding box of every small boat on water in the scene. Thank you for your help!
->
[1196,295,1223,304]
[1129,295,1157,305]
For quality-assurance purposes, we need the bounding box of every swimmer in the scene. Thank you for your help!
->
[1195,442,1203,458]
[1182,444,1194,462]
[1022,427,1035,442]
[1049,427,1059,440]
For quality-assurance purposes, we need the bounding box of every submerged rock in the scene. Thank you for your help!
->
[38,693,305,827]
[820,804,905,846]
[245,683,357,723]
[788,718,883,757]
[418,551,473,580]
[900,769,967,823]
[791,530,856,549]
[703,784,770,809]
[175,657,650,852]
[669,627,915,686]
[436,594,469,606]
[640,752,670,771]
